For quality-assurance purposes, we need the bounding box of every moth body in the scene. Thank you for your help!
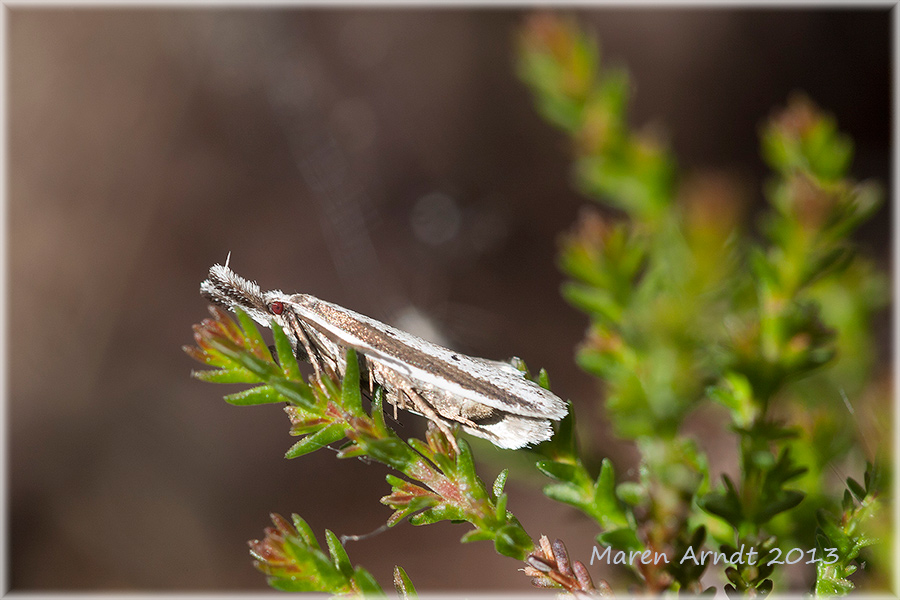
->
[201,264,567,449]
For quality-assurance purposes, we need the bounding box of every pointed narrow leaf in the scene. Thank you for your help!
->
[224,385,284,406]
[270,378,317,409]
[271,321,303,380]
[493,524,532,560]
[846,477,866,503]
[456,438,477,481]
[495,492,509,519]
[352,567,385,595]
[191,367,258,383]
[282,514,315,552]
[234,307,271,359]
[385,474,409,489]
[616,481,644,506]
[535,460,579,482]
[842,489,854,512]
[325,529,353,578]
[594,458,628,527]
[208,339,275,379]
[285,423,346,459]
[409,505,468,525]
[537,368,551,390]
[341,349,364,416]
[597,527,642,553]
[493,468,509,499]
[407,438,436,463]
[543,482,587,507]
[266,577,325,593]
[540,400,577,461]
[460,529,494,543]
[393,565,417,599]
[756,490,804,523]
[371,386,388,433]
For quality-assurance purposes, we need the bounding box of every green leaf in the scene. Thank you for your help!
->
[593,458,628,528]
[272,321,303,380]
[270,378,317,410]
[325,529,353,578]
[223,385,284,406]
[817,509,852,556]
[360,437,419,472]
[542,482,587,507]
[393,565,417,599]
[538,400,578,461]
[206,338,274,379]
[699,477,744,529]
[460,529,494,543]
[492,468,509,499]
[371,386,388,433]
[385,474,409,489]
[407,438,435,463]
[234,307,271,359]
[537,368,551,390]
[597,527,642,553]
[846,477,866,503]
[409,505,468,525]
[493,524,532,560]
[341,349,364,416]
[535,460,579,482]
[756,490,804,523]
[290,514,318,548]
[616,481,644,506]
[841,489,854,513]
[352,567,385,596]
[495,492,509,519]
[266,577,325,593]
[191,367,259,383]
[285,423,346,459]
[455,438,477,481]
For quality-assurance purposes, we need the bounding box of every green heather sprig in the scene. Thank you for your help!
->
[184,305,538,593]
[517,13,888,595]
[248,513,385,594]
[814,463,886,595]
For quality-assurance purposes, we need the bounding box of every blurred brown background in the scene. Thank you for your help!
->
[8,8,890,592]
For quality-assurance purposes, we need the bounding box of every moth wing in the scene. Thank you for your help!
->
[348,319,567,420]
[352,334,567,420]
[447,353,568,420]
[290,297,568,421]
[459,414,556,449]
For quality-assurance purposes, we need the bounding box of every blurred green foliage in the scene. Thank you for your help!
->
[517,13,889,596]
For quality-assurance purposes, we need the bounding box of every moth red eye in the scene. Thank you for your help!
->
[270,301,284,315]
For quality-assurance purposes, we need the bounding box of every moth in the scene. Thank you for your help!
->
[200,263,568,450]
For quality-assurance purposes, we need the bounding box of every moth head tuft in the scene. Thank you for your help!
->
[200,264,285,328]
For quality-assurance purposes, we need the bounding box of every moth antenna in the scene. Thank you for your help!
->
[339,508,431,546]
[339,523,391,545]
[224,251,232,269]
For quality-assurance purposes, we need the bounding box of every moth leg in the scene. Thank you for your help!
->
[284,311,324,382]
[368,361,404,421]
[321,354,339,382]
[449,414,481,429]
[397,383,460,454]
